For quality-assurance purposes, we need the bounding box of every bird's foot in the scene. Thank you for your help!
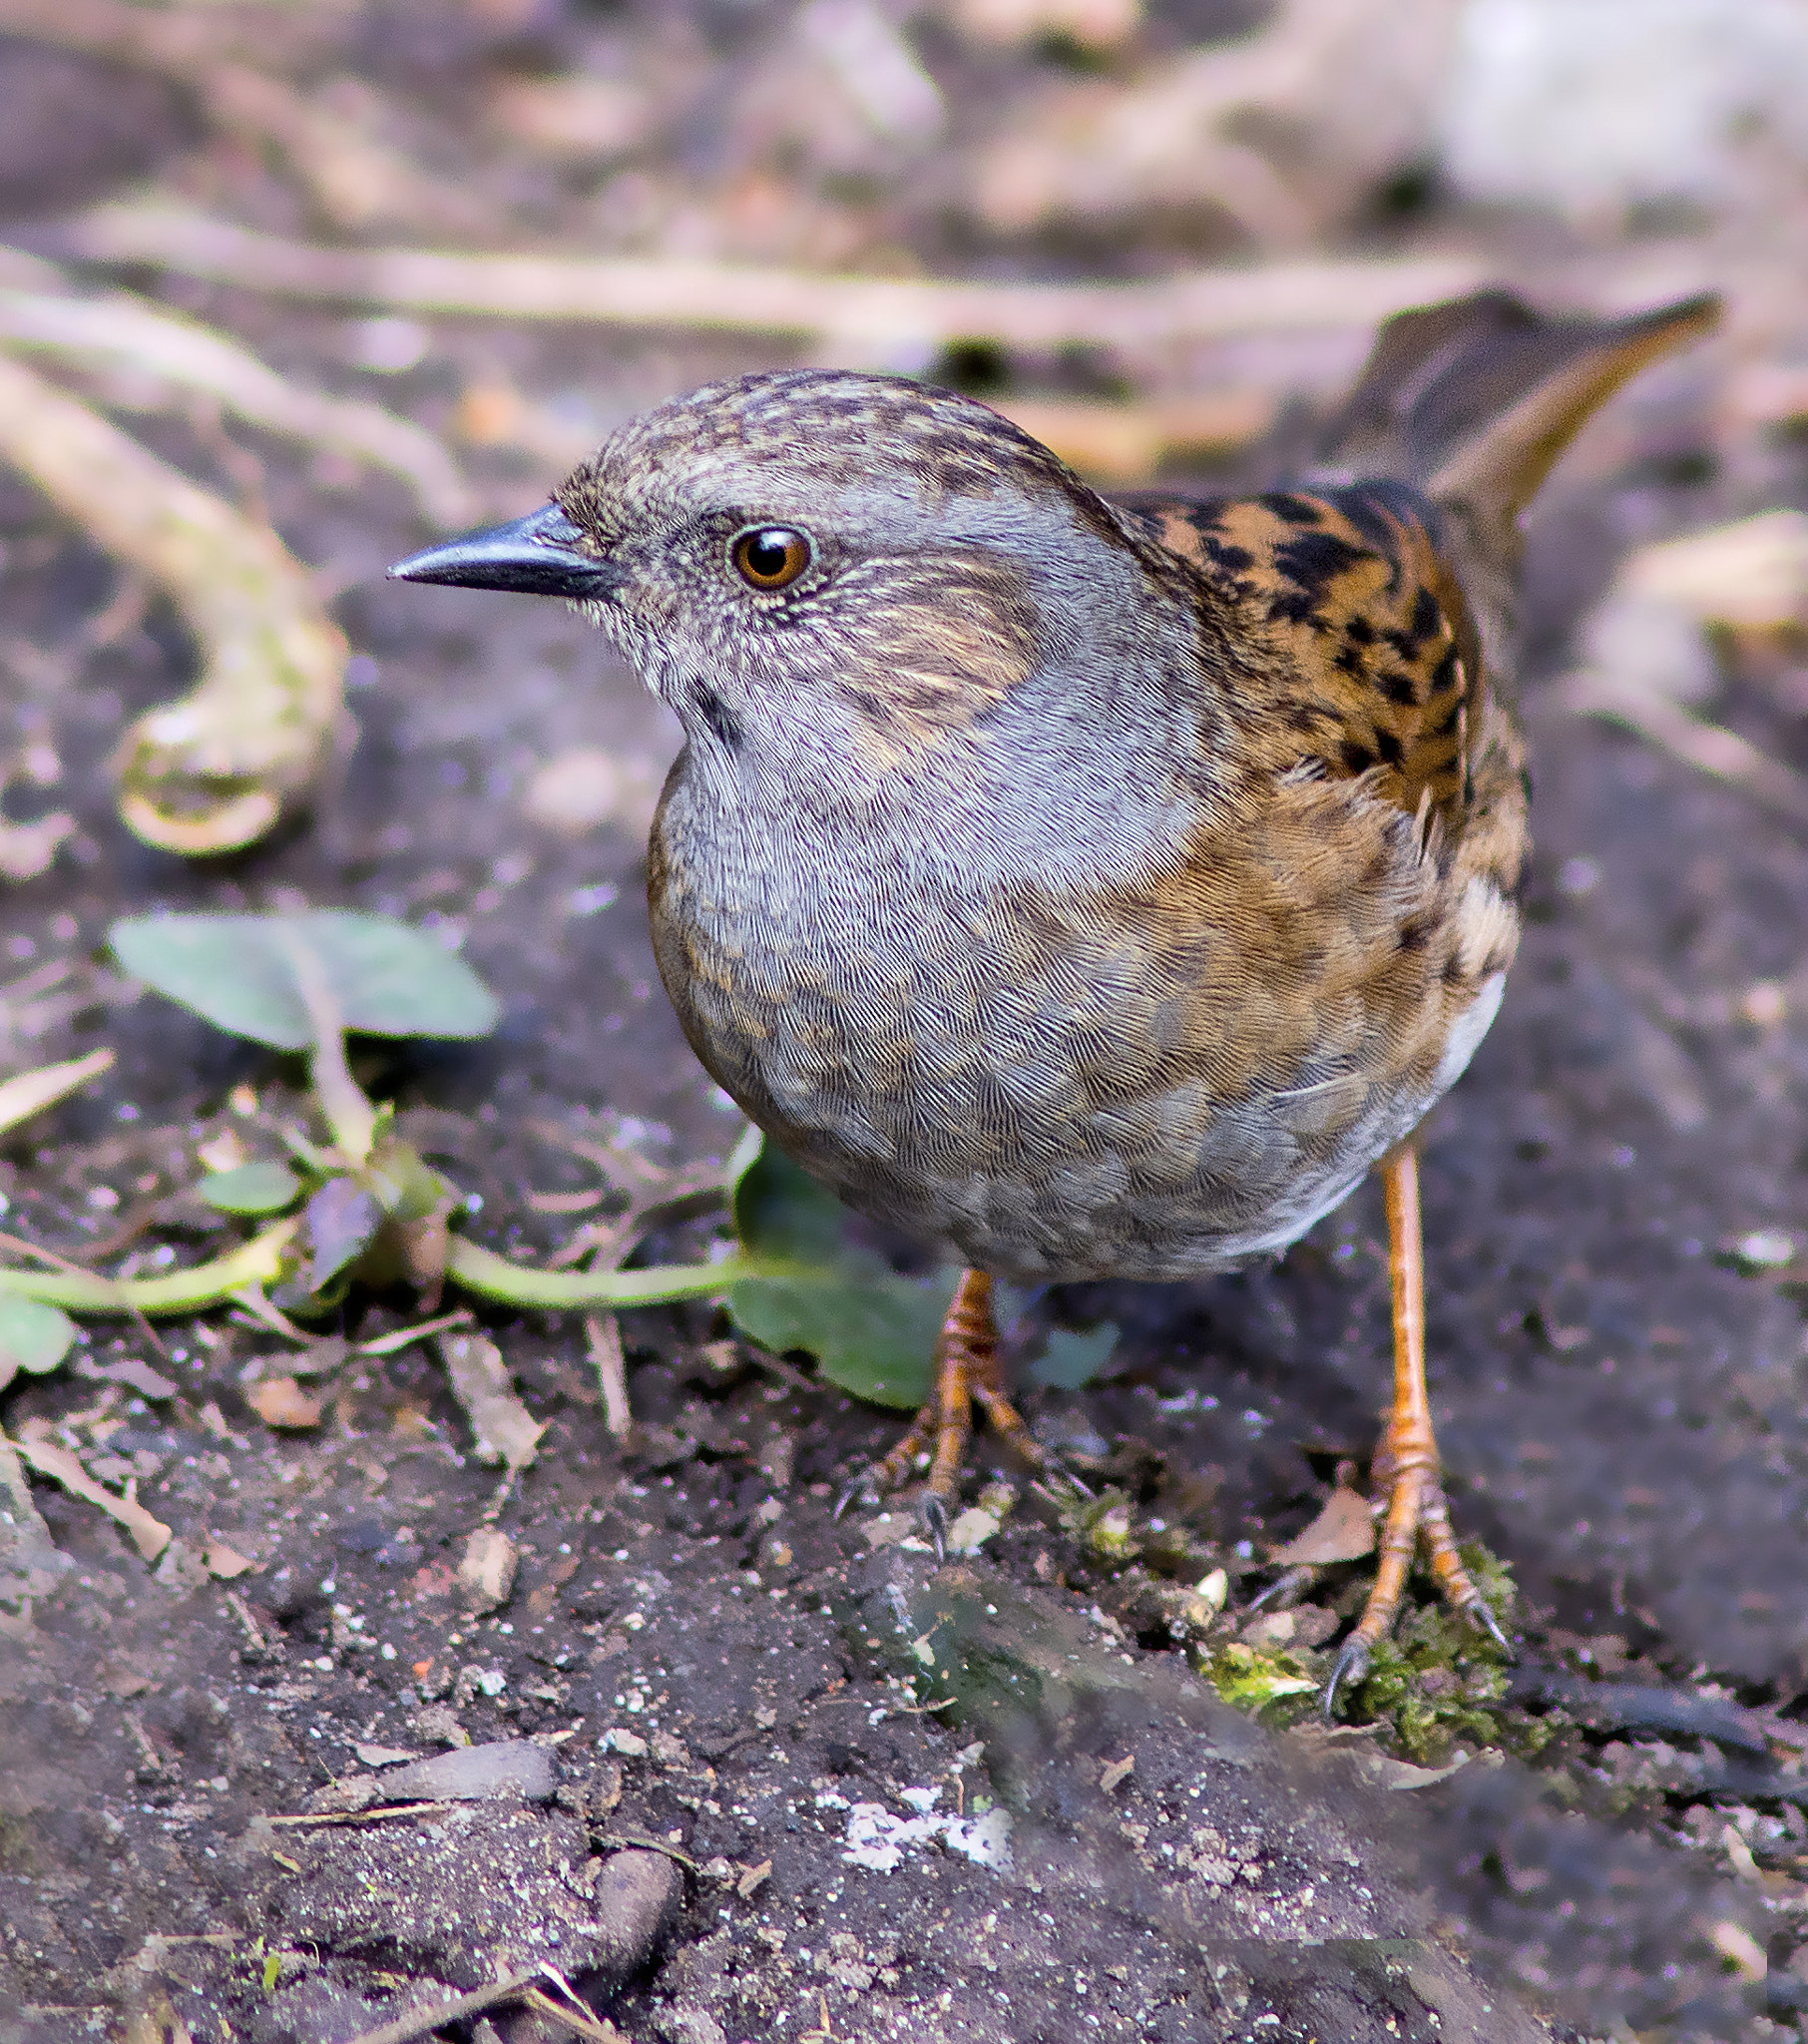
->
[832,1270,1051,1562]
[1323,1413,1512,1720]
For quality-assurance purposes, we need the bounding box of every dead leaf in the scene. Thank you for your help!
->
[13,1423,172,1561]
[245,1376,324,1429]
[440,1333,545,1472]
[1353,1750,1472,1792]
[204,1538,254,1579]
[74,1355,179,1399]
[457,1526,518,1614]
[1270,1479,1375,1566]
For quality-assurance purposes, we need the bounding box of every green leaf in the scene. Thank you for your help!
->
[197,1160,302,1215]
[731,1139,860,1267]
[727,1142,955,1409]
[0,1293,76,1389]
[729,1270,952,1409]
[1031,1322,1120,1389]
[110,910,500,1049]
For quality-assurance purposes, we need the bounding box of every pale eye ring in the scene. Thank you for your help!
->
[730,525,813,591]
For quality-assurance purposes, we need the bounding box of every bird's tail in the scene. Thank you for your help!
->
[1311,287,1721,556]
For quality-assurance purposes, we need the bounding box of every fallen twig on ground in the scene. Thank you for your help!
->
[50,203,1491,357]
[12,1421,173,1560]
[0,279,474,525]
[0,349,348,853]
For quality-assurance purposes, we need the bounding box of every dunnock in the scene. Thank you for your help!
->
[393,287,1718,1698]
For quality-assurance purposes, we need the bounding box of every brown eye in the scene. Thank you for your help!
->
[730,526,812,591]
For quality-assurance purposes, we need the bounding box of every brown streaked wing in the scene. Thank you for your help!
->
[1123,481,1486,843]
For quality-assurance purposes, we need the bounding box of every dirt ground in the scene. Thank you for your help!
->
[5,7,1808,2044]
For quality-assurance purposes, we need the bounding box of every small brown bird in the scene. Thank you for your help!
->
[393,288,1718,1699]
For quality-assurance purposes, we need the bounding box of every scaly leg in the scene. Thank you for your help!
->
[840,1269,1049,1555]
[1325,1146,1510,1715]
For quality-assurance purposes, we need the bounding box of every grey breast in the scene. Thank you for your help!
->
[651,777,1449,1285]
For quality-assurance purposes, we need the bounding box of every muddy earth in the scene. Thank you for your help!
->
[4,14,1808,2044]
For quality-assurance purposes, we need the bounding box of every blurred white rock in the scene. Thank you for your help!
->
[1439,0,1808,223]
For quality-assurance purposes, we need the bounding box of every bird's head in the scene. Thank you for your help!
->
[390,370,1159,795]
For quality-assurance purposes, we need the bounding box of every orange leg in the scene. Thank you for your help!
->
[1326,1147,1510,1714]
[845,1269,1048,1552]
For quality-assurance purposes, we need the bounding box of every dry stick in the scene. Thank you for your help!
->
[53,204,1493,355]
[585,1311,634,1439]
[267,1801,452,1828]
[0,283,475,525]
[10,1425,173,1561]
[0,348,347,855]
[333,1971,547,2044]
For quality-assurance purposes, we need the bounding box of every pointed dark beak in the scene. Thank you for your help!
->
[388,504,619,600]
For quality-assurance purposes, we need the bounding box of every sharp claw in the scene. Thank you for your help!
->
[920,1493,949,1565]
[832,1475,869,1523]
[1470,1598,1514,1658]
[1323,1638,1370,1723]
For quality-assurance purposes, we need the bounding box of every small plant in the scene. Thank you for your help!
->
[0,910,1118,1410]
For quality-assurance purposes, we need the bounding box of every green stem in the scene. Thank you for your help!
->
[0,1220,298,1314]
[276,927,376,1163]
[446,1236,783,1309]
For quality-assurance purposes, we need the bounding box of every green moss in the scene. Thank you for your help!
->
[1204,1641,1321,1724]
[1348,1541,1518,1762]
[1061,1486,1141,1566]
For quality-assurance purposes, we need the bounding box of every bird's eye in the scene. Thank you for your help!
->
[730,526,813,591]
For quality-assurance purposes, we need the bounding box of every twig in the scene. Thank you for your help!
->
[590,1831,699,1871]
[228,1284,313,1343]
[334,1970,544,2044]
[0,284,474,525]
[266,1801,452,1827]
[585,1312,634,1439]
[1569,675,1808,829]
[3,1,478,236]
[10,1423,172,1561]
[0,348,347,854]
[358,1309,473,1357]
[50,204,1493,356]
[521,1984,620,2044]
[0,1227,99,1278]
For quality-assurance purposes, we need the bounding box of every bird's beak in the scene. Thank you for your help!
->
[387,503,618,600]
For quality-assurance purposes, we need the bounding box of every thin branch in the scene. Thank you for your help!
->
[335,1971,544,2044]
[0,349,346,855]
[0,282,474,525]
[50,204,1493,356]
